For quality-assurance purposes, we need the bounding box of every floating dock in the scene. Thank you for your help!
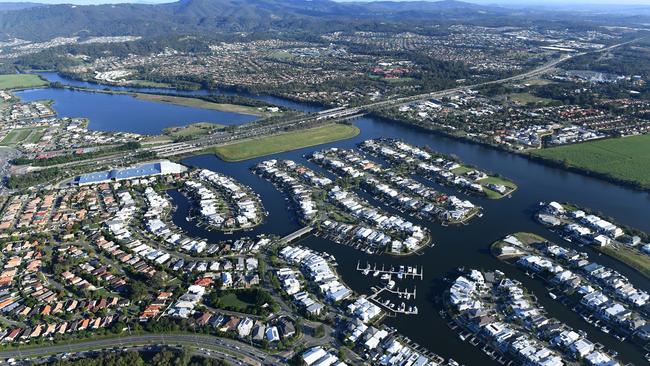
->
[356,261,424,280]
[368,286,418,315]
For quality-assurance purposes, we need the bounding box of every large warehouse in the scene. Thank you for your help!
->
[74,160,186,185]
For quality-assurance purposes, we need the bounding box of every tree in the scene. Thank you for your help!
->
[128,280,148,302]
[314,324,325,338]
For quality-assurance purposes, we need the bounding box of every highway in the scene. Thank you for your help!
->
[42,37,642,177]
[0,333,282,365]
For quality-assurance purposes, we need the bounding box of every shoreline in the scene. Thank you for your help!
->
[370,112,650,194]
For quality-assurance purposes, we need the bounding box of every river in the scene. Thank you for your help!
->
[30,73,650,365]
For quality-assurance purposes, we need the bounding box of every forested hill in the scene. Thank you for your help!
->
[0,0,513,41]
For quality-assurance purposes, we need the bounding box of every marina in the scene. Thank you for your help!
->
[368,286,419,316]
[356,261,424,280]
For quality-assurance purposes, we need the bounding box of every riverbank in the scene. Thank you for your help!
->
[132,93,268,116]
[208,123,360,162]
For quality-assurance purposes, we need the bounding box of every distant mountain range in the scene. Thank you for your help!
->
[0,2,43,12]
[0,0,510,40]
[0,0,645,42]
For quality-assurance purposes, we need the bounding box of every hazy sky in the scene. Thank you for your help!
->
[0,0,649,5]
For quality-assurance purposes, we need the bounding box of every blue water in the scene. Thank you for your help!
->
[14,87,258,135]
[38,72,324,114]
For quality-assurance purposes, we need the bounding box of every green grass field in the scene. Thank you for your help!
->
[507,92,554,105]
[217,293,253,311]
[480,176,518,199]
[0,74,48,89]
[532,134,650,189]
[163,122,225,139]
[0,127,47,146]
[450,165,474,175]
[490,232,545,257]
[212,124,360,162]
[598,245,650,279]
[127,79,173,88]
[134,93,266,116]
[451,164,517,199]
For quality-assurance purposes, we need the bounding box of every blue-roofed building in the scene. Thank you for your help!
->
[74,160,185,185]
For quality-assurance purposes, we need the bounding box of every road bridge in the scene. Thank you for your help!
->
[281,226,314,243]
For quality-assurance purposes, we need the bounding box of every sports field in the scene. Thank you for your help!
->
[532,134,650,189]
[0,127,46,146]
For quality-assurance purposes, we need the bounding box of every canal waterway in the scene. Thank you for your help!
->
[35,73,650,365]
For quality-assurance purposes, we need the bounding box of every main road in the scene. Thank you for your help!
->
[0,333,282,365]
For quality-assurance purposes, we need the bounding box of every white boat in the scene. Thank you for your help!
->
[549,292,557,300]
[362,269,370,276]
[387,280,395,290]
[373,270,380,277]
[380,273,391,281]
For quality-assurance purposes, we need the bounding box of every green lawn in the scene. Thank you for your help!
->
[24,128,45,144]
[597,245,650,279]
[270,51,294,60]
[522,78,555,86]
[134,93,266,116]
[452,164,517,199]
[127,79,173,88]
[218,292,252,311]
[480,176,518,199]
[0,127,46,145]
[532,134,650,189]
[450,165,474,175]
[507,92,554,105]
[490,232,545,257]
[212,124,360,162]
[0,74,48,89]
[163,122,225,139]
